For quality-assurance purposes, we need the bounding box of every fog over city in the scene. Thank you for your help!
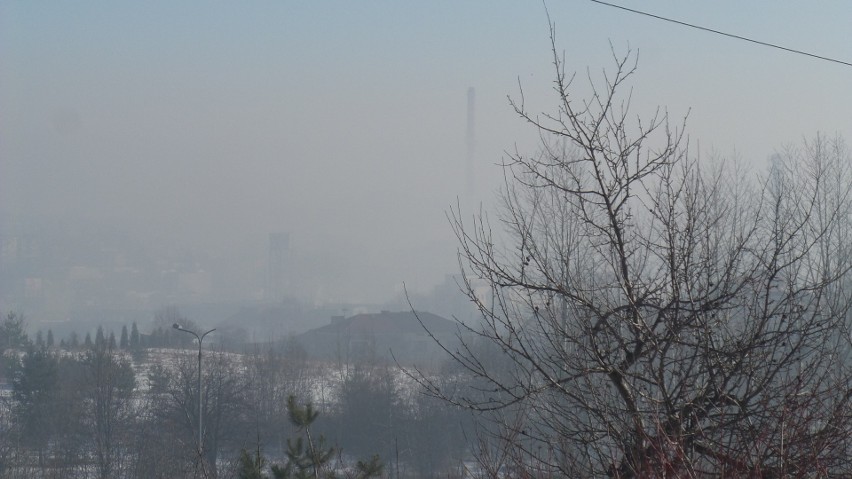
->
[3,2,851,326]
[3,2,852,478]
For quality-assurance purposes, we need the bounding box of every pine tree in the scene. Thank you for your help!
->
[130,322,140,350]
[95,326,105,348]
[11,347,60,453]
[271,395,335,479]
[0,312,29,349]
[236,397,383,479]
[46,329,54,348]
[238,445,268,479]
[269,396,383,479]
[120,325,129,349]
[84,333,93,349]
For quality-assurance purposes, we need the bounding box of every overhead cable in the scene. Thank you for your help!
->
[588,0,852,68]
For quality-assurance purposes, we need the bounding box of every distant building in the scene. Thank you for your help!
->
[178,270,212,298]
[266,232,290,302]
[296,310,463,367]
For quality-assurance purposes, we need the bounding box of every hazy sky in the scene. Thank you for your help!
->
[2,1,851,303]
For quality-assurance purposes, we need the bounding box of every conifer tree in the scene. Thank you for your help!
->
[130,322,140,350]
[238,396,383,479]
[95,326,105,348]
[0,311,28,349]
[238,445,268,479]
[11,347,60,458]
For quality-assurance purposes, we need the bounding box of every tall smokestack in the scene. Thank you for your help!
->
[466,87,476,195]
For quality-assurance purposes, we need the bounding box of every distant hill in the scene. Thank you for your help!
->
[295,310,463,367]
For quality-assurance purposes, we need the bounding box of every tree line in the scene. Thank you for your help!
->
[0,311,471,479]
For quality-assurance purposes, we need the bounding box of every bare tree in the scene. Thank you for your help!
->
[415,26,852,478]
[242,340,315,456]
[147,348,250,478]
[81,342,137,479]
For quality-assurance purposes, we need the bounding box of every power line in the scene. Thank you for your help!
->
[587,0,852,68]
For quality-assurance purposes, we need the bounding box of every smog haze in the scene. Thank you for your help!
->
[2,1,851,324]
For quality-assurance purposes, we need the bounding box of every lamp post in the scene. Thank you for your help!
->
[172,323,216,457]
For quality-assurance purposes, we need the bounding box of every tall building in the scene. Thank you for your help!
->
[466,87,476,195]
[266,232,290,301]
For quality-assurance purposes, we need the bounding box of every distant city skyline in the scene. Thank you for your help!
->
[2,1,851,309]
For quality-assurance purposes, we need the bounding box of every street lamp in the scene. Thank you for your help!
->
[172,323,216,457]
